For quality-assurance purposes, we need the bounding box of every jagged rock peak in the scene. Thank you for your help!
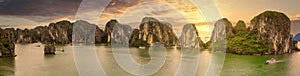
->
[110,23,133,45]
[130,17,179,47]
[216,18,233,30]
[251,11,289,22]
[104,19,119,43]
[211,18,233,42]
[250,10,292,54]
[105,19,118,26]
[233,20,247,33]
[74,20,96,25]
[55,20,72,24]
[179,23,201,48]
[109,19,118,23]
[250,11,290,31]
[236,20,246,28]
[105,19,119,32]
[161,22,173,29]
[181,23,199,36]
[142,17,159,23]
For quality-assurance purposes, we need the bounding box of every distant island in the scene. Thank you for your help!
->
[0,10,298,57]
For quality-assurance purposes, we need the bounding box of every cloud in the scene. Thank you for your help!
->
[0,0,82,23]
[0,0,213,38]
[0,0,206,28]
[0,15,39,26]
[103,0,141,14]
[0,0,142,23]
[0,0,81,16]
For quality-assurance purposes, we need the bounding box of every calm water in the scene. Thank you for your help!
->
[0,43,299,76]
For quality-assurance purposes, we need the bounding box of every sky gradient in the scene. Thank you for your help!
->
[0,0,299,41]
[0,0,299,25]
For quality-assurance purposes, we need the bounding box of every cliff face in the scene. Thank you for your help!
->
[233,20,248,34]
[104,19,118,43]
[15,28,33,43]
[110,22,133,45]
[250,11,293,54]
[47,21,70,44]
[211,18,232,43]
[10,21,72,44]
[129,17,179,47]
[208,18,232,51]
[72,20,105,43]
[0,20,108,57]
[2,20,106,45]
[95,26,106,43]
[179,24,202,48]
[39,21,71,44]
[67,20,106,44]
[44,44,56,54]
[0,28,15,57]
[103,20,133,45]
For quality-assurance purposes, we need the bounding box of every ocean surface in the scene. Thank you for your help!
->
[0,43,299,76]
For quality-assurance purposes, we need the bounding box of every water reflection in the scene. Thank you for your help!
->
[14,43,78,76]
[96,46,213,76]
[0,57,14,76]
[0,44,296,76]
[197,50,212,76]
[0,44,225,76]
[288,52,300,76]
[176,48,200,76]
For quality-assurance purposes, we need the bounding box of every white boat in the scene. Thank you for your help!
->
[266,60,276,64]
[139,46,146,49]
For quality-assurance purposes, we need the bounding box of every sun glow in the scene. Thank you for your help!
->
[97,0,213,41]
[195,25,212,42]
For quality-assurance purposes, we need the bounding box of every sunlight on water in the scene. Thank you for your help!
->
[14,43,78,76]
[0,44,297,76]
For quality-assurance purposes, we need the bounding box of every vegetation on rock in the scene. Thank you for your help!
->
[0,29,15,57]
[206,11,292,55]
[44,44,56,54]
[227,29,270,55]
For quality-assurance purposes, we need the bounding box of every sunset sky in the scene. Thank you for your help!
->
[0,0,300,41]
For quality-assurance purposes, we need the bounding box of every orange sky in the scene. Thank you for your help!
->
[95,0,217,42]
[1,0,300,42]
[1,0,300,25]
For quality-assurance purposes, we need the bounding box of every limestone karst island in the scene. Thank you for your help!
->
[0,11,297,56]
[1,0,300,76]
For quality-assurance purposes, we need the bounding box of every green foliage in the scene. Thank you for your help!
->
[227,29,270,55]
[233,20,248,34]
[0,29,14,56]
[30,30,41,42]
[67,23,73,42]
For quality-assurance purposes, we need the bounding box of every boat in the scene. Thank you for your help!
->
[139,46,146,49]
[266,58,277,64]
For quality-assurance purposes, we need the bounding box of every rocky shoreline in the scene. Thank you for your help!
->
[0,10,298,57]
